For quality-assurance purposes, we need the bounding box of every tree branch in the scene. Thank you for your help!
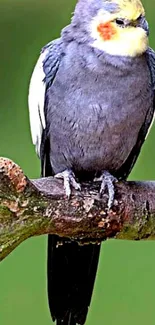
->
[0,157,155,261]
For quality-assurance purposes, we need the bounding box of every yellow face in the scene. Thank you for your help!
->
[91,0,148,57]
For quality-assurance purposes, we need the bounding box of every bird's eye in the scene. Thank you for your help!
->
[115,18,125,27]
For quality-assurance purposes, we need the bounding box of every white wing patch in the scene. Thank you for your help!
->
[28,50,48,157]
[145,111,155,139]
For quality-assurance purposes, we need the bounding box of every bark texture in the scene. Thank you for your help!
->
[0,157,155,261]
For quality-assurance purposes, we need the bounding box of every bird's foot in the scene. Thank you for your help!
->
[55,169,81,198]
[99,171,117,209]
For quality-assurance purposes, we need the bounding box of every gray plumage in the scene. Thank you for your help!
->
[42,23,154,179]
[28,0,155,324]
[44,41,153,176]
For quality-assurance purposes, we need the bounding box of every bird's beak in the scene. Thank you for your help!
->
[137,17,149,36]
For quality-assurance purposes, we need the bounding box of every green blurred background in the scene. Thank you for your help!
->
[0,0,155,324]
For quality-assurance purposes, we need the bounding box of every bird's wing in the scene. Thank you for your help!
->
[28,38,63,157]
[116,47,155,180]
[29,39,101,325]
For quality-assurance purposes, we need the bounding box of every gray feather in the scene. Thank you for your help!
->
[43,38,153,177]
[30,7,155,325]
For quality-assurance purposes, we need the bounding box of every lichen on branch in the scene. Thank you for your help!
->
[0,157,155,262]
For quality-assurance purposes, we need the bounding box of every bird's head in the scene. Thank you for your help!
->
[74,0,149,57]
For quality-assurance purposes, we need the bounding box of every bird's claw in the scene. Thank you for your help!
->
[55,170,81,198]
[99,171,117,210]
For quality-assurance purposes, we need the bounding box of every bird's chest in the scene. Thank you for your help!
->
[47,55,152,172]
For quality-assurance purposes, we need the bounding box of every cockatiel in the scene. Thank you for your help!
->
[28,0,155,324]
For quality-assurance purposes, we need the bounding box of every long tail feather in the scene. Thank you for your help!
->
[47,235,100,325]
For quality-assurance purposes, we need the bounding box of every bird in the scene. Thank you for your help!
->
[28,0,155,324]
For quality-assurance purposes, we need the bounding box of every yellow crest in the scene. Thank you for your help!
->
[113,0,145,20]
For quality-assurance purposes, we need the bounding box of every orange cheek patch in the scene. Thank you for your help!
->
[97,22,116,41]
